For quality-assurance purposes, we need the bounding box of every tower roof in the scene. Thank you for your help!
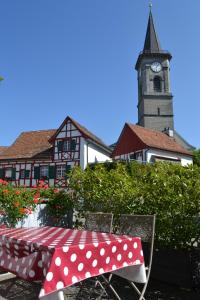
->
[135,10,172,70]
[143,11,161,53]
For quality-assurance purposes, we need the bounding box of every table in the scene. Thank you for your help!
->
[0,226,146,299]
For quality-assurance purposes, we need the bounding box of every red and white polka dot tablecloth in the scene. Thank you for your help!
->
[0,226,145,298]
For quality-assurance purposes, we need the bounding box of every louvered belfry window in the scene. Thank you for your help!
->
[153,76,162,92]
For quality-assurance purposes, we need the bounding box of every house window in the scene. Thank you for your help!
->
[157,107,160,115]
[63,140,70,152]
[5,168,12,179]
[40,166,49,179]
[20,170,25,179]
[154,76,162,92]
[56,165,66,178]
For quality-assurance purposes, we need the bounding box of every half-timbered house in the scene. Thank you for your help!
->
[0,116,111,187]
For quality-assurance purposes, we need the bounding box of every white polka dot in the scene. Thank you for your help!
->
[136,259,141,264]
[38,260,42,268]
[140,250,143,257]
[55,257,61,266]
[112,265,117,270]
[79,244,85,250]
[117,254,122,261]
[22,258,25,264]
[100,248,105,256]
[0,260,4,266]
[106,257,110,264]
[99,268,104,274]
[29,270,35,278]
[85,272,91,278]
[112,246,117,253]
[43,269,47,276]
[23,267,27,275]
[29,259,33,266]
[118,239,122,243]
[71,253,77,262]
[14,244,19,250]
[123,244,128,251]
[93,242,99,247]
[92,259,98,267]
[6,243,10,249]
[15,257,18,262]
[64,267,68,276]
[106,240,111,245]
[8,262,12,269]
[128,252,133,259]
[72,276,78,283]
[133,242,138,249]
[56,281,64,290]
[62,246,69,253]
[123,262,128,267]
[46,272,53,281]
[78,263,84,271]
[16,265,19,272]
[86,251,92,259]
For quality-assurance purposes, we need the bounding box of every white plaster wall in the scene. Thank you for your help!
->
[146,149,193,166]
[81,139,111,169]
[87,143,111,164]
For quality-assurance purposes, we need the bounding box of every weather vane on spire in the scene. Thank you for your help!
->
[149,1,152,11]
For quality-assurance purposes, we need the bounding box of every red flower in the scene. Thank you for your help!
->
[0,179,8,185]
[2,189,9,194]
[14,201,20,207]
[15,190,21,195]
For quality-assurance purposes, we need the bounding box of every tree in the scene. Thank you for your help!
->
[193,148,200,167]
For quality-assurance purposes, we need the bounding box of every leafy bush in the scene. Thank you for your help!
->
[69,162,200,250]
[193,148,200,167]
[0,179,37,227]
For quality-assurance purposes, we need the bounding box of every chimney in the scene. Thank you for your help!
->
[163,127,174,137]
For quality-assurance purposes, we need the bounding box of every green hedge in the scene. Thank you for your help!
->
[69,162,200,250]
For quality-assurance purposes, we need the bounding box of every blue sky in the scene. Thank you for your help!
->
[0,0,199,148]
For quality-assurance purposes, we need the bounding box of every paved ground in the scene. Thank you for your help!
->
[0,276,199,300]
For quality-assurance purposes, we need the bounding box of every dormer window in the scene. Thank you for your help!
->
[154,76,162,92]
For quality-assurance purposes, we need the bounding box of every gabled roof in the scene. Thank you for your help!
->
[0,146,8,155]
[112,124,192,157]
[0,116,112,160]
[49,116,112,153]
[143,11,161,53]
[0,130,56,160]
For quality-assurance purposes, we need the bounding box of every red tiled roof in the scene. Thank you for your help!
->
[112,123,192,157]
[0,130,56,160]
[0,146,8,155]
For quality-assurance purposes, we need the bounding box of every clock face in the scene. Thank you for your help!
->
[151,62,162,73]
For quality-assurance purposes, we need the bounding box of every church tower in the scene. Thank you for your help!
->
[135,9,174,132]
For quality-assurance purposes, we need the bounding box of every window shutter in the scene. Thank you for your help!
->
[11,168,16,180]
[25,170,30,179]
[49,166,55,179]
[0,169,4,179]
[70,139,76,151]
[57,141,63,152]
[65,164,71,178]
[34,167,40,179]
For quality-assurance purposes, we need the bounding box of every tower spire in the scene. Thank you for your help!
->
[143,8,161,53]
